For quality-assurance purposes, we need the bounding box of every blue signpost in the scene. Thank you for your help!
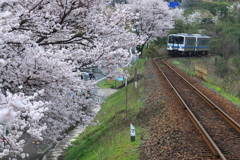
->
[117,77,124,81]
[168,2,179,8]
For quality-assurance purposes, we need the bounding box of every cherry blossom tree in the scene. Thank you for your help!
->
[227,2,240,23]
[129,0,184,56]
[0,0,144,158]
[183,11,203,25]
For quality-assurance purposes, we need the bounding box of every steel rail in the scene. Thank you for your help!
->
[162,59,240,134]
[153,58,226,160]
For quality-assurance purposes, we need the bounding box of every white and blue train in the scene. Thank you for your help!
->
[167,33,210,57]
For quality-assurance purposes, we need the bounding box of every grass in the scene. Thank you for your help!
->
[97,79,124,89]
[97,58,147,89]
[172,59,195,76]
[172,59,180,66]
[203,82,240,106]
[64,59,146,160]
[159,65,165,67]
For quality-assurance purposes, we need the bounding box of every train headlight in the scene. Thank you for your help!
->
[179,47,183,49]
[168,46,172,49]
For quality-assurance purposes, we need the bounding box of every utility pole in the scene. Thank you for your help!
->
[134,64,137,88]
[125,77,128,118]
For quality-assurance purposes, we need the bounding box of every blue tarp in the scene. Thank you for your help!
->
[168,2,179,8]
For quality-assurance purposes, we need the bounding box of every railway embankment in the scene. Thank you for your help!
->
[63,57,240,159]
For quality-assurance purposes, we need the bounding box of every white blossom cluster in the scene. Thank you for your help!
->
[227,2,240,13]
[0,90,49,158]
[227,2,240,22]
[182,11,203,25]
[211,11,221,24]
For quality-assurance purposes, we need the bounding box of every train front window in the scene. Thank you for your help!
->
[168,36,184,44]
[168,36,175,43]
[178,37,184,44]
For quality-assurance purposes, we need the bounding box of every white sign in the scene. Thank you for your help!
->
[130,123,135,136]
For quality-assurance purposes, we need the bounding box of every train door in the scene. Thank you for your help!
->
[195,38,199,56]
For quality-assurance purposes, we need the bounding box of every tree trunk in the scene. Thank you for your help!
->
[139,43,145,57]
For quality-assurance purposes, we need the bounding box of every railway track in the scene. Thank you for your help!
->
[153,58,240,160]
